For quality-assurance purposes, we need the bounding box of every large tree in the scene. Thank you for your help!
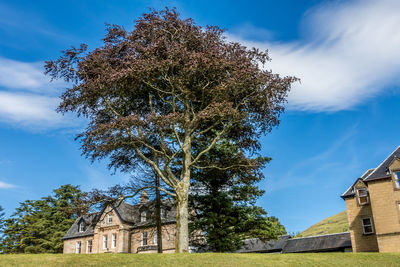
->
[0,185,87,253]
[190,141,286,252]
[45,8,296,252]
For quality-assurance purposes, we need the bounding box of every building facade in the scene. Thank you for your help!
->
[342,146,400,252]
[63,191,177,254]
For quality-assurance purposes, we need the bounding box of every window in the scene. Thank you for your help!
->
[154,231,158,245]
[75,241,81,254]
[103,235,108,250]
[142,232,148,246]
[112,233,117,248]
[87,240,92,254]
[140,211,147,222]
[361,217,374,234]
[394,172,400,188]
[78,221,86,232]
[108,214,113,224]
[357,188,369,205]
[161,208,167,219]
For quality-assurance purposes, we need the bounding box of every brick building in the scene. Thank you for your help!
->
[342,146,400,252]
[62,191,177,254]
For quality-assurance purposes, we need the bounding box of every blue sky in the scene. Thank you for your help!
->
[0,0,399,233]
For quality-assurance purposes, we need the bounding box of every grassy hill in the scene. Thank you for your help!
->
[298,211,349,237]
[1,253,400,267]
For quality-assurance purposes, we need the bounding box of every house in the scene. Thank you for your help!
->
[341,146,400,252]
[62,190,177,254]
[234,233,352,253]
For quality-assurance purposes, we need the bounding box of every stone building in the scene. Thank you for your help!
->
[342,146,400,252]
[62,191,177,254]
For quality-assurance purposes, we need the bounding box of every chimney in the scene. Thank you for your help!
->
[140,190,149,204]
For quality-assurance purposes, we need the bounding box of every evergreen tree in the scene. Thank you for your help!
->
[0,185,87,253]
[190,142,286,252]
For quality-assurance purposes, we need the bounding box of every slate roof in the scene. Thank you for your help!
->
[233,235,291,253]
[282,232,352,253]
[62,212,100,240]
[62,198,176,240]
[364,146,400,181]
[341,146,400,198]
[234,233,351,253]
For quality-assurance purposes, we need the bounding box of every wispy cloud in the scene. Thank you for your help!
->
[266,125,359,193]
[0,181,16,189]
[0,57,63,93]
[229,0,400,112]
[0,57,80,130]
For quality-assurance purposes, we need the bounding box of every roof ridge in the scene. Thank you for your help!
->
[364,146,400,180]
[293,232,350,240]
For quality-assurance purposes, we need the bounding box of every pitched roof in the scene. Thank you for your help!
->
[281,232,351,253]
[342,146,400,198]
[62,198,176,240]
[113,198,176,228]
[62,212,100,240]
[233,235,291,253]
[364,146,400,181]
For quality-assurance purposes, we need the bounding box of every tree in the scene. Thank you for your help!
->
[190,141,286,252]
[45,8,297,252]
[0,185,87,253]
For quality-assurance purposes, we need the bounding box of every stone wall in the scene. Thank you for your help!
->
[344,179,379,252]
[130,224,176,253]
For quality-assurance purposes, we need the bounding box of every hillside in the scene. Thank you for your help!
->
[298,211,349,237]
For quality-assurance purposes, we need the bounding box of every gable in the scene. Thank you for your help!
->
[364,146,400,181]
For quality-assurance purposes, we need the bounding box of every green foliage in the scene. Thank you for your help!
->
[297,211,349,237]
[0,185,87,254]
[190,142,286,252]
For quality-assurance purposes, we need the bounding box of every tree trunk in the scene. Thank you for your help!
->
[155,172,163,253]
[175,186,189,253]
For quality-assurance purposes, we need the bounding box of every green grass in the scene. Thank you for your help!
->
[298,211,349,237]
[1,253,400,267]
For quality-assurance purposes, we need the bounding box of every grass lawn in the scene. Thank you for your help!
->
[1,253,400,267]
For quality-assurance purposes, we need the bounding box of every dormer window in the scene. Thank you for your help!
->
[140,210,147,222]
[357,188,369,205]
[78,221,86,232]
[108,214,113,224]
[394,172,400,188]
[161,208,167,219]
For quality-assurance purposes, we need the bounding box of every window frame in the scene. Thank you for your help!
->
[361,217,374,235]
[394,171,400,189]
[86,240,92,254]
[154,231,158,245]
[111,233,117,248]
[140,210,147,222]
[103,235,108,250]
[78,221,86,232]
[357,188,369,205]
[107,214,113,224]
[142,232,148,246]
[161,208,167,219]
[75,241,81,254]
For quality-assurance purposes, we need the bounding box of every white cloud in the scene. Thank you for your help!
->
[0,57,80,130]
[0,181,15,189]
[229,0,400,111]
[0,57,64,93]
[0,91,63,127]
